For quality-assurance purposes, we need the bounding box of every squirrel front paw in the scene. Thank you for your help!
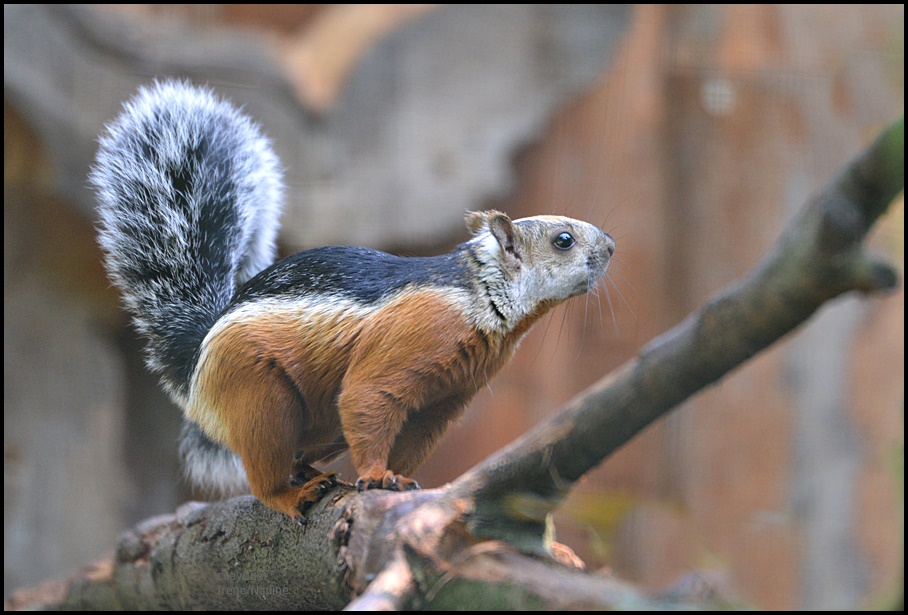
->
[355,470,420,492]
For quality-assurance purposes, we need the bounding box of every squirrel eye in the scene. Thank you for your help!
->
[553,231,576,251]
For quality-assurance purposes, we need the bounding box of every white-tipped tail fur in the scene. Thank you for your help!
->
[180,421,250,496]
[91,81,284,494]
[91,80,284,402]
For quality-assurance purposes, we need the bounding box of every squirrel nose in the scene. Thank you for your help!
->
[603,234,616,258]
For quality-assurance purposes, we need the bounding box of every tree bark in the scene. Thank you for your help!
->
[6,117,902,611]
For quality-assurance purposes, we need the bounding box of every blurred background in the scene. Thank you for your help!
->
[4,4,903,609]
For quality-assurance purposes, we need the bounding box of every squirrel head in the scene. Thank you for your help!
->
[465,210,615,329]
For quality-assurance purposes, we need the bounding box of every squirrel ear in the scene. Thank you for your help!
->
[465,209,511,235]
[466,210,521,263]
[465,210,491,235]
[489,211,522,263]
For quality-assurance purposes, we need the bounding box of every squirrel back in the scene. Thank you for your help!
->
[91,81,284,404]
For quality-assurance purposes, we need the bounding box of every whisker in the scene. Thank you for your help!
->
[596,282,607,338]
[577,280,592,360]
[550,300,572,369]
[599,201,623,230]
[601,275,620,335]
[606,271,637,326]
[528,304,559,369]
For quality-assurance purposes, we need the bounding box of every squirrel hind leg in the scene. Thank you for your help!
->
[246,452,339,519]
[211,358,339,519]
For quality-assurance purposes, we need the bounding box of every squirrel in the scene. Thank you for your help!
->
[91,81,615,521]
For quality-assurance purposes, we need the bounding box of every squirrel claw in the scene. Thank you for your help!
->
[315,472,341,495]
[292,472,342,518]
[291,470,342,489]
[355,471,421,492]
[392,476,420,491]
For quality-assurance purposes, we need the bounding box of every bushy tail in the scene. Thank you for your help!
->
[91,81,283,495]
[91,81,284,403]
[180,421,250,495]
